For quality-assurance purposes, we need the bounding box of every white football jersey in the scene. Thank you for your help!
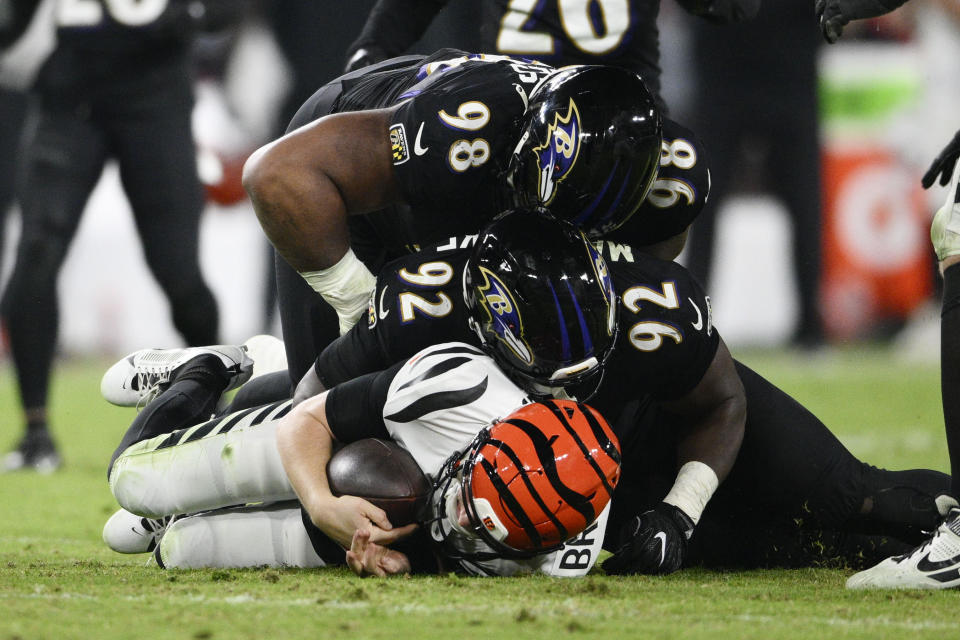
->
[379,342,609,577]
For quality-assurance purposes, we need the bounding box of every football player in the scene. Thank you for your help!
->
[343,0,761,111]
[241,50,673,386]
[1,0,245,472]
[845,161,960,589]
[101,215,621,576]
[308,212,953,575]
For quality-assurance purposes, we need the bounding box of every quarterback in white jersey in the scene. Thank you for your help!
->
[103,342,619,577]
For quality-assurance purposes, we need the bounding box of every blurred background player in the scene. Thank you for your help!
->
[1,0,245,472]
[342,0,760,111]
[684,0,826,349]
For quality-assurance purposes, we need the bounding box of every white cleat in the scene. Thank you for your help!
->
[847,496,960,590]
[100,345,253,407]
[930,160,960,261]
[242,334,288,380]
[102,508,173,554]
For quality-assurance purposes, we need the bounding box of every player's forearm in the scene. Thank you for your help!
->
[243,110,397,272]
[661,340,746,484]
[276,393,339,522]
[244,135,351,272]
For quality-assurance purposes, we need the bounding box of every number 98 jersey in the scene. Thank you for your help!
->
[385,52,555,244]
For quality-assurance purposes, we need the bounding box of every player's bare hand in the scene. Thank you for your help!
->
[310,495,417,548]
[346,528,412,577]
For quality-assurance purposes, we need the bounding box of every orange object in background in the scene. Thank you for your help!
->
[820,147,932,340]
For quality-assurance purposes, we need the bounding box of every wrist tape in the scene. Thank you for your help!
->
[300,249,376,334]
[662,461,719,525]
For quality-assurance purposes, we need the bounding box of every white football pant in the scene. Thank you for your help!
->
[110,401,296,518]
[158,504,326,569]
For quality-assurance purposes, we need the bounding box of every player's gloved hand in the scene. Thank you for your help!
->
[923,129,960,190]
[344,44,390,73]
[602,502,695,575]
[346,528,412,577]
[815,0,908,44]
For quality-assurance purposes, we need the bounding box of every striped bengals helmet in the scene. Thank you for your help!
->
[432,399,621,559]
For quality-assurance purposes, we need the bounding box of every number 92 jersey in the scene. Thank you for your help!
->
[316,237,721,440]
[385,52,555,242]
[587,244,719,428]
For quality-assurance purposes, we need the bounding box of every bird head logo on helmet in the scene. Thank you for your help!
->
[427,399,621,561]
[504,65,662,238]
[463,209,618,399]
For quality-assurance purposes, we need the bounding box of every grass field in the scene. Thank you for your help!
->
[1,346,957,640]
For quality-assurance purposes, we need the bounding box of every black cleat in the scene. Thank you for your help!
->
[3,429,62,474]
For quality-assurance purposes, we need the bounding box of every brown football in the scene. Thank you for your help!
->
[327,438,432,526]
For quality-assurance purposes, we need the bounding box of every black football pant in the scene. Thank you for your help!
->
[607,360,950,569]
[941,263,960,499]
[0,48,218,412]
[0,87,30,270]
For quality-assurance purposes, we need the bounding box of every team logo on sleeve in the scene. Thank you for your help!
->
[533,98,582,205]
[390,123,410,165]
[474,266,532,365]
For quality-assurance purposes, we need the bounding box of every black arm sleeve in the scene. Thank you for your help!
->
[1,0,41,48]
[675,0,760,23]
[345,0,450,61]
[180,0,251,32]
[324,361,406,443]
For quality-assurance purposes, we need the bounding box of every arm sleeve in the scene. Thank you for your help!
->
[324,361,405,442]
[345,0,451,61]
[1,0,41,47]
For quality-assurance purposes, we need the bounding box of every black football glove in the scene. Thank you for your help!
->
[815,0,909,44]
[602,503,695,576]
[923,129,960,190]
[344,44,390,74]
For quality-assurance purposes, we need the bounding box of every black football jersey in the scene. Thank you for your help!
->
[607,118,711,246]
[480,0,664,105]
[587,242,718,420]
[316,238,478,389]
[294,49,558,258]
[316,238,721,442]
[53,0,216,52]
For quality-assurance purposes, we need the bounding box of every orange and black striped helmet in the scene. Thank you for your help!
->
[430,399,621,559]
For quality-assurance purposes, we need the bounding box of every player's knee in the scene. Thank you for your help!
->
[155,516,215,569]
[108,456,162,519]
[859,465,949,532]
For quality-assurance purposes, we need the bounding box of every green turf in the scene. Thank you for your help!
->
[1,348,956,640]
